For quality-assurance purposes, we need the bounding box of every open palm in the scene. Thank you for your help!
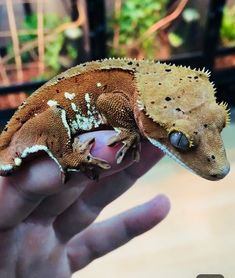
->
[0,131,170,278]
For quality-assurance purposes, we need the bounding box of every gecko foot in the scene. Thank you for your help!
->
[73,137,111,170]
[66,137,110,181]
[60,137,111,183]
[107,129,141,164]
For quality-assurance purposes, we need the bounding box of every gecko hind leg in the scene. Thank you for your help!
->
[0,105,110,182]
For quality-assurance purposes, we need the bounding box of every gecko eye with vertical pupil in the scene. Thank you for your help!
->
[169,131,190,151]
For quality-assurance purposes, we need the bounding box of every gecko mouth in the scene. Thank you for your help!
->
[147,137,221,181]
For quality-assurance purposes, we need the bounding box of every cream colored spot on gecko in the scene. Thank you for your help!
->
[0,164,13,171]
[69,93,104,133]
[47,100,58,107]
[84,93,91,104]
[60,109,71,138]
[14,157,22,166]
[71,102,79,112]
[64,92,75,100]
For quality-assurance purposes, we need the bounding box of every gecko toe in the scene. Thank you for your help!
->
[73,137,95,152]
[89,156,111,169]
[132,143,141,162]
[116,140,141,164]
[116,144,129,164]
[107,135,120,147]
[132,149,140,162]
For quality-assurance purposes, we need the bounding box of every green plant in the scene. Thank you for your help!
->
[168,32,183,48]
[7,13,79,78]
[109,0,170,58]
[220,6,235,46]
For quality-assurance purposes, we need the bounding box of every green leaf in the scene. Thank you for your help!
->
[108,0,170,57]
[168,32,183,47]
[221,6,235,45]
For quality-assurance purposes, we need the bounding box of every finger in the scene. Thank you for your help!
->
[67,194,170,271]
[0,156,60,229]
[53,141,163,240]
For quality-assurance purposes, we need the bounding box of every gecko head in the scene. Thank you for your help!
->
[135,64,230,180]
[145,112,230,181]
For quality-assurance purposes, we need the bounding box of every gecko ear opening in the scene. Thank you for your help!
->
[169,131,190,151]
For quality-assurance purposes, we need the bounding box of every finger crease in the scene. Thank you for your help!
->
[123,218,139,240]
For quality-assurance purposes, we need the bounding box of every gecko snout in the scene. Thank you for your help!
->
[210,164,230,180]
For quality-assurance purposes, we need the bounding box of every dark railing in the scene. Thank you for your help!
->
[86,0,107,60]
[0,0,234,126]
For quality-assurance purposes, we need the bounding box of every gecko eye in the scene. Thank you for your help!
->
[169,131,190,151]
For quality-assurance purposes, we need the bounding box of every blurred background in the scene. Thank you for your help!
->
[0,0,234,277]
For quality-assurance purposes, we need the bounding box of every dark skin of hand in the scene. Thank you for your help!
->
[0,130,170,278]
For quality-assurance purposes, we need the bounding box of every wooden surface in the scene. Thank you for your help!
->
[74,122,235,278]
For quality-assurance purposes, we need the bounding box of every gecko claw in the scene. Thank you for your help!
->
[61,171,70,184]
[81,166,100,181]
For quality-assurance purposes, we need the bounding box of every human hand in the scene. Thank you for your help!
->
[0,130,170,278]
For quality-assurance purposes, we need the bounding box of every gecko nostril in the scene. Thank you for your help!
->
[210,174,218,178]
[207,155,216,162]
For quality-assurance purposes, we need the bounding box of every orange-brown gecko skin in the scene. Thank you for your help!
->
[0,58,230,181]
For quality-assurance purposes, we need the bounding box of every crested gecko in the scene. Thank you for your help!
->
[0,58,230,182]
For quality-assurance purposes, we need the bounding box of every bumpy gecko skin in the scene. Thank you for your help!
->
[0,58,230,181]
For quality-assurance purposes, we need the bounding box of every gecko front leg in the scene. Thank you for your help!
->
[97,92,141,164]
[107,127,141,164]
